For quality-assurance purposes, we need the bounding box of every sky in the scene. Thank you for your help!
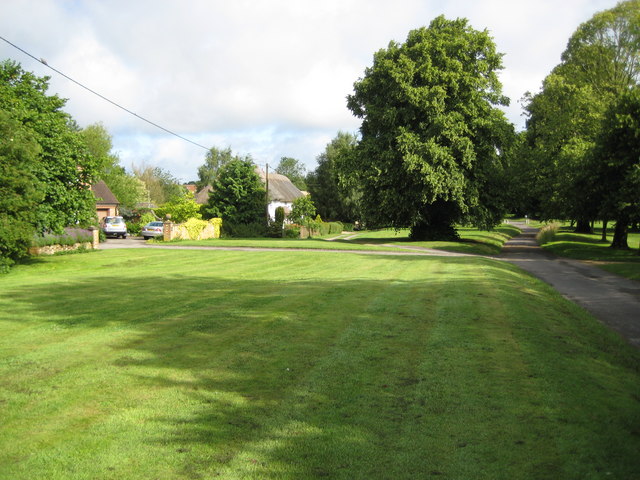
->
[0,0,619,182]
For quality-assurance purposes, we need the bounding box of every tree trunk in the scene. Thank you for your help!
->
[601,219,608,242]
[410,220,460,241]
[610,218,629,249]
[574,218,593,234]
[410,202,461,241]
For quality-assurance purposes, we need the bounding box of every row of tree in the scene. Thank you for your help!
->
[2,0,638,272]
[512,0,639,248]
[306,1,639,248]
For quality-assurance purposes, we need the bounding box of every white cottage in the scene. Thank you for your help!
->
[256,168,305,220]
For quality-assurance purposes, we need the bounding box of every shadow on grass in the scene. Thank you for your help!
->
[3,256,639,479]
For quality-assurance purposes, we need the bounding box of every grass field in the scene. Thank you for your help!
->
[1,248,639,479]
[164,224,521,256]
[541,226,640,280]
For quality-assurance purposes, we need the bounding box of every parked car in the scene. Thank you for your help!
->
[102,216,127,238]
[141,221,164,240]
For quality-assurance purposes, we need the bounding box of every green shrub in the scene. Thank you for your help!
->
[32,228,92,247]
[328,222,344,234]
[283,225,300,238]
[222,221,267,238]
[536,223,560,245]
[128,222,142,236]
[0,256,12,274]
[266,221,284,238]
[183,218,210,240]
[0,216,34,273]
[139,212,157,225]
[274,206,285,225]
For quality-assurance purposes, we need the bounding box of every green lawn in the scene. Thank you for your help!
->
[541,227,640,280]
[162,224,521,256]
[1,249,639,479]
[346,224,521,255]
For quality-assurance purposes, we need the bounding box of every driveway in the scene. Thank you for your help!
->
[500,223,640,348]
[98,236,150,249]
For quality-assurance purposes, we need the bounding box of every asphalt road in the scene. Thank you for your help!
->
[500,223,640,348]
[98,236,150,249]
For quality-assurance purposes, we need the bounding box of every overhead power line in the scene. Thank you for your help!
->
[0,35,210,151]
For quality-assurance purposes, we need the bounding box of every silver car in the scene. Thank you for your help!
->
[102,216,127,238]
[141,221,164,240]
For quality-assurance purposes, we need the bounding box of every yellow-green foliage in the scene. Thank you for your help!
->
[183,218,209,240]
[536,223,560,245]
[178,218,222,240]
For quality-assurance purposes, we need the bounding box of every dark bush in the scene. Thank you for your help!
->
[284,225,300,238]
[0,217,33,273]
[328,222,344,234]
[222,221,267,238]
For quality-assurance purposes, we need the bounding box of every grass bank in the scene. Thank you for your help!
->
[541,226,640,280]
[1,249,638,479]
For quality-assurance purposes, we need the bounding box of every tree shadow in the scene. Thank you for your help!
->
[4,256,637,478]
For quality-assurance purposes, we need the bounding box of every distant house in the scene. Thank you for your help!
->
[194,185,213,205]
[194,170,305,220]
[183,184,197,194]
[91,180,119,222]
[256,168,305,220]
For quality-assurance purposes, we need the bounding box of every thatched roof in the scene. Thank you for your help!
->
[194,185,213,205]
[194,169,304,206]
[256,169,304,203]
[91,180,119,205]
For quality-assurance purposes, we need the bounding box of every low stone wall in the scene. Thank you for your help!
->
[29,242,93,256]
[28,227,99,256]
[163,218,222,241]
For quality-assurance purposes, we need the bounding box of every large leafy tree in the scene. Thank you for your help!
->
[80,123,148,211]
[202,158,266,226]
[308,131,361,222]
[275,157,307,190]
[592,86,640,249]
[133,165,185,205]
[522,0,640,233]
[522,75,606,227]
[196,146,236,190]
[344,16,513,240]
[0,60,99,233]
[155,193,202,223]
[0,111,43,272]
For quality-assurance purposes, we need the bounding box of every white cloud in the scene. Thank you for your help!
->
[0,0,621,181]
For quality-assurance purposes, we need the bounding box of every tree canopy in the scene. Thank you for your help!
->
[307,131,360,223]
[344,16,513,239]
[520,0,639,241]
[202,158,266,228]
[0,60,99,234]
[275,157,307,190]
[196,147,237,190]
[133,165,185,205]
[592,86,640,249]
[0,111,43,271]
[80,123,148,212]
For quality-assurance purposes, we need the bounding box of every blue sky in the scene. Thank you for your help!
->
[0,0,617,182]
